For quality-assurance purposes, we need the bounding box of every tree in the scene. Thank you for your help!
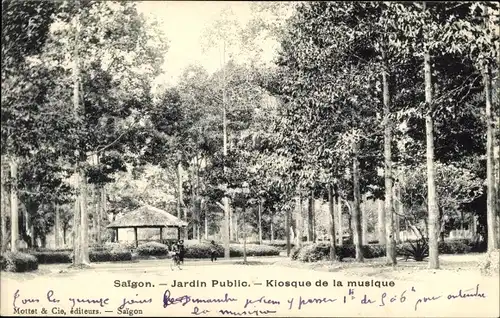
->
[272,2,393,262]
[479,4,499,251]
[2,0,60,252]
[200,5,245,258]
[327,183,337,261]
[33,0,168,265]
[394,1,500,263]
[421,1,440,269]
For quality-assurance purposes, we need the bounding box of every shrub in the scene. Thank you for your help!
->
[102,242,132,253]
[291,247,301,260]
[185,241,223,258]
[338,245,355,260]
[292,243,386,262]
[468,239,487,253]
[231,244,280,257]
[291,238,485,263]
[397,238,429,261]
[362,244,386,258]
[32,248,73,252]
[295,243,351,263]
[89,244,108,251]
[31,251,72,264]
[1,252,39,272]
[183,241,281,258]
[394,238,485,258]
[135,242,169,257]
[244,240,261,245]
[295,243,330,262]
[335,244,385,260]
[104,241,136,250]
[265,241,296,250]
[438,240,471,254]
[90,250,132,262]
[31,244,133,264]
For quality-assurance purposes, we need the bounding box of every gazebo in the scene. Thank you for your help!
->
[106,205,188,247]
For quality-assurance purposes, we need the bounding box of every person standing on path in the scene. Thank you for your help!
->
[178,240,185,265]
[170,241,182,270]
[210,240,217,262]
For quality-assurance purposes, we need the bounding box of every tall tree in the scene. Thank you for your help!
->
[71,0,88,266]
[382,46,396,264]
[39,0,168,264]
[328,183,337,261]
[481,4,499,251]
[1,0,59,252]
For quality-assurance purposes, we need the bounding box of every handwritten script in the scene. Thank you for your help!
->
[10,284,488,316]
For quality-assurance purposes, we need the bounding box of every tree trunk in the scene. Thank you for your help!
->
[234,210,239,242]
[63,227,67,246]
[285,207,290,257]
[472,215,477,238]
[295,195,302,247]
[352,137,364,262]
[204,210,208,240]
[270,212,274,242]
[423,12,440,268]
[79,170,90,264]
[177,161,183,219]
[395,184,402,243]
[190,163,196,241]
[71,6,90,266]
[222,39,230,259]
[229,204,233,241]
[10,160,19,252]
[243,206,247,263]
[40,234,47,248]
[312,201,316,242]
[1,163,10,252]
[348,205,353,242]
[196,159,202,243]
[55,205,61,248]
[91,212,97,243]
[338,198,343,246]
[96,187,101,244]
[361,197,368,245]
[392,184,398,243]
[484,62,499,251]
[258,199,263,244]
[328,184,337,261]
[73,174,82,263]
[30,217,35,248]
[378,199,386,244]
[307,192,314,242]
[494,13,500,248]
[178,162,187,240]
[101,185,106,235]
[20,210,31,249]
[382,47,396,265]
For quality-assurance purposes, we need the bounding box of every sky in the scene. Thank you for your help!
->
[136,1,276,88]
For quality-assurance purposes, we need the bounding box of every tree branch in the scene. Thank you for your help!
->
[88,125,134,157]
[216,201,224,210]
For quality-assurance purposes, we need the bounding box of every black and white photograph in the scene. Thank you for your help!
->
[1,1,499,317]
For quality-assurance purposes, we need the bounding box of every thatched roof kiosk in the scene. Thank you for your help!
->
[106,205,188,247]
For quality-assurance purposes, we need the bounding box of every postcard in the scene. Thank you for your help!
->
[1,1,499,317]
